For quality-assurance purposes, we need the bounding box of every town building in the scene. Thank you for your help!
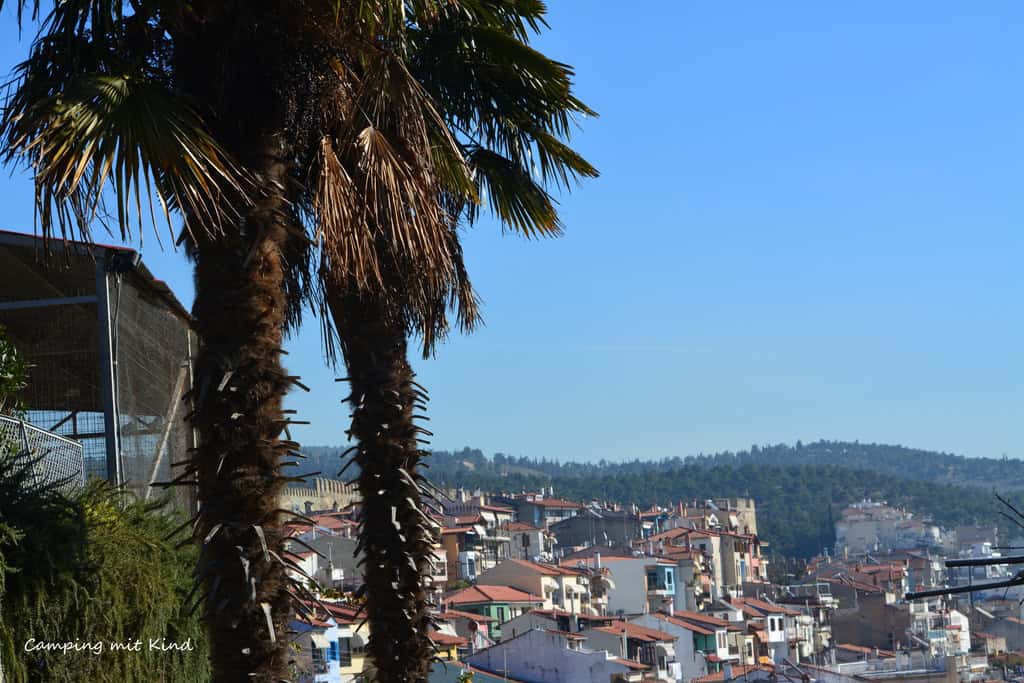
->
[282,478,360,516]
[589,555,680,616]
[477,558,607,615]
[444,584,545,640]
[500,608,615,640]
[497,490,583,528]
[550,505,643,550]
[290,612,344,683]
[728,597,802,663]
[631,611,723,681]
[507,521,557,562]
[462,628,638,683]
[580,619,679,681]
[834,500,943,556]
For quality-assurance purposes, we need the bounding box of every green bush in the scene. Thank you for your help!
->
[0,324,28,416]
[0,449,210,682]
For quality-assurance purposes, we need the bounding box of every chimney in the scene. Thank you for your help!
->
[595,552,602,569]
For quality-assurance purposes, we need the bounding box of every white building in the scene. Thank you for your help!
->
[289,613,342,683]
[581,620,678,681]
[598,556,679,615]
[463,628,636,683]
[632,612,715,682]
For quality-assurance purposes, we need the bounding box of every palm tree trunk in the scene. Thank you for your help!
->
[188,133,294,682]
[329,292,436,683]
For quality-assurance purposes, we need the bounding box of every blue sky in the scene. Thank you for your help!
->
[1,2,1021,461]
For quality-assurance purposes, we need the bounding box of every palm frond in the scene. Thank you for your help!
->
[2,68,250,243]
[0,0,41,27]
[467,145,560,237]
[409,2,597,237]
[311,44,482,352]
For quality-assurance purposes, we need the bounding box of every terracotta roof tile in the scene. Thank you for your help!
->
[837,643,896,658]
[523,498,583,508]
[647,612,715,635]
[592,620,674,643]
[731,597,800,617]
[503,559,584,576]
[446,585,543,605]
[693,665,772,682]
[437,608,497,623]
[611,658,651,670]
[428,631,468,646]
[665,609,731,627]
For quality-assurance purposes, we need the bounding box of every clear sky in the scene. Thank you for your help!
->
[1,2,1021,462]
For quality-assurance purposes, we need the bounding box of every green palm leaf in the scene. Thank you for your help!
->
[1,5,249,244]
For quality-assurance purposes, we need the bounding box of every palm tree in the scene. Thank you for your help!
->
[0,2,320,679]
[318,5,596,680]
[1,1,594,681]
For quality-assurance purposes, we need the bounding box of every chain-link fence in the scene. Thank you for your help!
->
[0,231,197,512]
[0,414,84,491]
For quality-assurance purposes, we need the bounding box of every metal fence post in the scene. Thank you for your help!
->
[95,254,122,486]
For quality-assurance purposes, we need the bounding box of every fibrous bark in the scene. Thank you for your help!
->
[330,292,437,683]
[187,133,296,682]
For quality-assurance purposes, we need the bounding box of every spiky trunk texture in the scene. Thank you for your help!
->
[173,8,304,681]
[330,293,436,683]
[171,5,311,679]
[188,134,294,682]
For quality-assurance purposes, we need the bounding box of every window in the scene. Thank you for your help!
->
[339,638,353,667]
[746,642,753,659]
[312,646,328,675]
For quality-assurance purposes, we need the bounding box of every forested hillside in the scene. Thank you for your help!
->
[297,441,1024,559]
[423,441,1024,490]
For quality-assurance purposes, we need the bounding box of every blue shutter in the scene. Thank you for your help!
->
[329,640,338,661]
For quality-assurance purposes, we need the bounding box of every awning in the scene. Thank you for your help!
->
[310,632,331,649]
[351,632,367,648]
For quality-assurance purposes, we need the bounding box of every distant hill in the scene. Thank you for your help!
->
[295,441,1024,559]
[424,441,1024,490]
